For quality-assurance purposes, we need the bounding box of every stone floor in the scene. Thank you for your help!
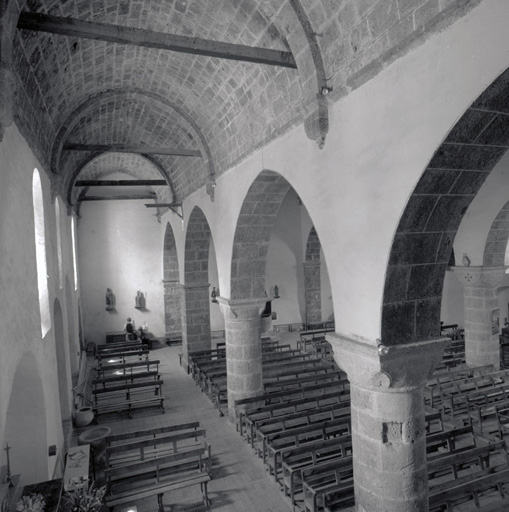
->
[74,333,313,512]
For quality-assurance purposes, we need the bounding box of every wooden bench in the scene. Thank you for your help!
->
[428,464,509,511]
[96,347,150,367]
[280,435,352,495]
[210,360,339,416]
[92,370,160,390]
[242,390,350,446]
[427,440,507,482]
[105,428,210,469]
[426,425,476,459]
[265,417,351,479]
[95,359,160,378]
[105,421,201,448]
[253,402,351,456]
[97,341,143,354]
[235,379,349,436]
[105,471,211,512]
[302,456,353,512]
[92,379,163,405]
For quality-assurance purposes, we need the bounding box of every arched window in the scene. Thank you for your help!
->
[55,198,64,288]
[32,168,51,337]
[71,215,78,291]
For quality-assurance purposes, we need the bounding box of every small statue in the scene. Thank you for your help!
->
[135,291,144,309]
[462,253,471,267]
[105,288,115,310]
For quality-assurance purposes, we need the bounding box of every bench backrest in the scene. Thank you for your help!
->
[106,421,201,446]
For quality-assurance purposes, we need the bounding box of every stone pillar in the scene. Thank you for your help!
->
[0,62,13,141]
[181,283,212,368]
[218,297,267,421]
[328,334,447,512]
[163,279,182,340]
[453,266,505,370]
[304,261,321,325]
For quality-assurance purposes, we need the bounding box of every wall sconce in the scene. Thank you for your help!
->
[274,285,280,299]
[211,286,218,303]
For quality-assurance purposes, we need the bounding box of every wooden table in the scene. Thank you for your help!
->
[63,444,90,492]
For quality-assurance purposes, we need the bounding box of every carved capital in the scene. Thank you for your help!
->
[217,296,267,321]
[328,334,449,390]
[452,266,506,289]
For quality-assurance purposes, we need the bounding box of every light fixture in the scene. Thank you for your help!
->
[321,85,332,96]
[274,285,280,299]
[211,286,218,303]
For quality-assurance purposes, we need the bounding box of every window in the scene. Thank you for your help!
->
[32,168,51,337]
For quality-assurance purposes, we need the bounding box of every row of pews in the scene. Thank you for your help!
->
[217,334,509,512]
[100,421,212,511]
[91,340,165,421]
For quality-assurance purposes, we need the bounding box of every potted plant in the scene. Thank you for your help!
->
[61,482,106,512]
[15,493,46,512]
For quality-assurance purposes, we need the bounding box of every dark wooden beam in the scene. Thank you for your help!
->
[64,143,202,157]
[75,180,167,187]
[144,203,182,208]
[81,194,156,201]
[17,12,297,69]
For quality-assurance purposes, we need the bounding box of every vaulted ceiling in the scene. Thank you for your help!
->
[2,0,479,208]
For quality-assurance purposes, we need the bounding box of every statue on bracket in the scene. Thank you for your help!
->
[135,290,145,309]
[105,288,115,311]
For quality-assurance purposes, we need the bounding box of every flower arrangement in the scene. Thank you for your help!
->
[15,493,46,512]
[61,482,106,512]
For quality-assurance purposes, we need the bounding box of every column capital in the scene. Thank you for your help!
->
[328,334,448,390]
[217,296,268,320]
[452,265,506,288]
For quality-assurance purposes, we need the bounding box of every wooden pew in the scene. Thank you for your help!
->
[92,370,159,390]
[428,465,509,511]
[255,402,351,461]
[426,425,476,459]
[96,347,150,367]
[105,471,211,512]
[302,457,354,512]
[495,404,509,438]
[265,417,351,480]
[427,440,507,482]
[105,421,201,448]
[92,380,164,420]
[96,341,143,354]
[95,359,160,378]
[466,383,509,430]
[242,390,349,448]
[105,428,210,469]
[279,435,352,494]
[235,379,349,437]
[211,361,339,416]
[93,379,163,404]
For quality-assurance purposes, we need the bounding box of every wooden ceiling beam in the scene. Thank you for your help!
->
[64,143,202,157]
[81,194,156,201]
[17,12,297,69]
[75,180,167,187]
[144,203,182,208]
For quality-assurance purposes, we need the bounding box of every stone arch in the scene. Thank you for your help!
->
[66,151,174,208]
[65,276,79,377]
[163,222,182,341]
[382,66,509,345]
[51,88,215,187]
[304,226,322,326]
[181,206,213,364]
[54,298,71,421]
[2,352,48,485]
[230,170,293,301]
[483,201,509,267]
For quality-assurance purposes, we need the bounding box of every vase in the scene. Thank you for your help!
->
[73,406,95,428]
